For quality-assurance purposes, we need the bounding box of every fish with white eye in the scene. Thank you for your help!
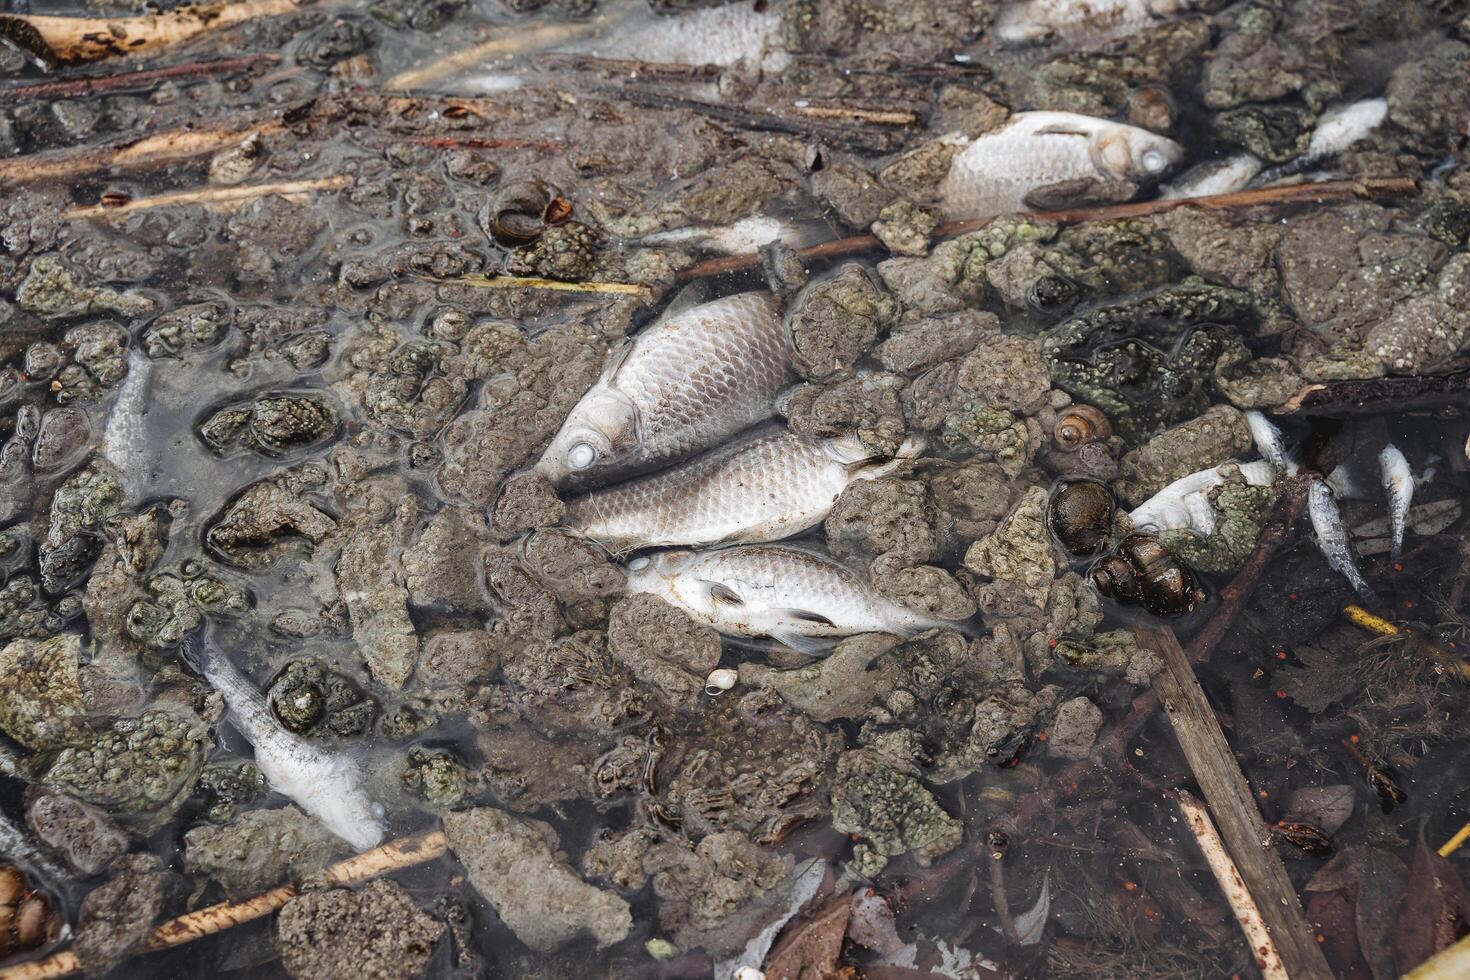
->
[537,291,793,491]
[936,111,1185,220]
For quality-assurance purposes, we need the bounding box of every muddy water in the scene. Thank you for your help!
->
[3,1,1470,978]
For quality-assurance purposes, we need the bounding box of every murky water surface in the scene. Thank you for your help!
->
[2,1,1470,978]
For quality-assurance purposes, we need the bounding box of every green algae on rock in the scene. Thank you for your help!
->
[830,748,963,880]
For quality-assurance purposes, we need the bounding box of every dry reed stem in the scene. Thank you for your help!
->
[384,16,614,91]
[0,831,448,980]
[1175,791,1287,980]
[65,176,351,219]
[443,274,652,297]
[0,123,282,187]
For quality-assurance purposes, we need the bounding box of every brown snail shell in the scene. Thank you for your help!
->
[1053,404,1111,451]
[1127,85,1176,134]
[0,865,59,958]
[1091,533,1205,617]
[1048,479,1116,557]
[480,179,567,247]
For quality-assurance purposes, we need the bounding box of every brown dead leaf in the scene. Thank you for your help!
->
[1306,845,1408,980]
[1306,887,1371,980]
[1394,829,1470,972]
[764,894,852,980]
[1283,785,1356,836]
[848,889,905,955]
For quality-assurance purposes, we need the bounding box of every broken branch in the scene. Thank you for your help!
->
[434,274,652,297]
[65,176,351,219]
[384,17,613,91]
[0,0,308,66]
[1175,790,1288,980]
[0,831,448,980]
[0,123,283,187]
[1273,370,1470,416]
[676,177,1421,281]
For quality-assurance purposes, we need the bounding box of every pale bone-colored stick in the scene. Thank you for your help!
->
[0,0,309,64]
[65,176,352,219]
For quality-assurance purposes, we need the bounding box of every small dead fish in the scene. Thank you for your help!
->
[1308,477,1373,599]
[624,543,962,653]
[537,291,793,490]
[1128,460,1277,537]
[1161,153,1264,199]
[102,348,151,498]
[993,0,1200,47]
[1377,443,1413,562]
[1254,98,1388,185]
[938,111,1184,220]
[639,216,816,256]
[566,424,923,552]
[181,632,385,851]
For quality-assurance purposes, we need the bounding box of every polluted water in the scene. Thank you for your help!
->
[4,0,1470,978]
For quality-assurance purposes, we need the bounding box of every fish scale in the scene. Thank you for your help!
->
[566,424,919,551]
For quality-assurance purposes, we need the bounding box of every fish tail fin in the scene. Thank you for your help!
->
[177,626,212,675]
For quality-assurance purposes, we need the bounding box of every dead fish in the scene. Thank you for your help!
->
[1377,443,1413,562]
[566,424,924,552]
[1253,98,1388,185]
[993,0,1200,47]
[1308,478,1373,599]
[1127,459,1277,537]
[537,291,793,490]
[1160,153,1264,199]
[938,111,1184,220]
[181,631,385,851]
[639,216,817,256]
[102,347,151,498]
[624,543,962,653]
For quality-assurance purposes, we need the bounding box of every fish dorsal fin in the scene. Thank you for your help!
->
[600,337,636,384]
[1032,122,1091,139]
[654,280,712,325]
[776,607,836,627]
[701,580,745,606]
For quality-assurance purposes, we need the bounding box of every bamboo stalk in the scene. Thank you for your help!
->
[0,0,306,65]
[675,177,1421,281]
[1175,791,1288,980]
[65,176,351,219]
[0,831,448,980]
[1438,823,1470,858]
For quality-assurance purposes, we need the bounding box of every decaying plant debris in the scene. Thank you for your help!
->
[3,0,1470,978]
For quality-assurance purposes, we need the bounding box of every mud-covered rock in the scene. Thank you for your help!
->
[276,879,446,980]
[743,634,901,723]
[0,634,86,750]
[401,747,469,807]
[826,478,940,566]
[402,507,491,611]
[784,372,908,457]
[337,497,421,688]
[16,255,155,321]
[24,788,129,877]
[267,659,377,739]
[194,759,267,824]
[830,748,962,878]
[964,486,1055,614]
[419,630,498,688]
[788,263,898,381]
[606,594,721,705]
[185,806,338,898]
[1116,405,1253,506]
[1047,696,1103,761]
[72,853,172,972]
[876,311,995,376]
[443,806,632,951]
[199,395,338,457]
[490,470,565,537]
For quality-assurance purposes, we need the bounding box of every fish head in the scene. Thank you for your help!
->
[316,765,387,851]
[623,550,701,603]
[1090,127,1184,184]
[535,387,640,489]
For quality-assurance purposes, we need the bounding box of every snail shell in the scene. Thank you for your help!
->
[1048,480,1116,557]
[704,668,738,696]
[0,865,59,957]
[1053,405,1111,451]
[480,180,564,247]
[1091,533,1205,617]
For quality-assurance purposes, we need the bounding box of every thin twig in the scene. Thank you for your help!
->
[0,831,448,980]
[534,53,722,80]
[65,176,351,219]
[0,122,283,187]
[436,274,652,297]
[987,838,1020,944]
[1342,603,1470,681]
[789,103,920,126]
[1,54,281,101]
[0,0,309,65]
[1175,791,1288,980]
[1439,822,1470,858]
[676,177,1421,281]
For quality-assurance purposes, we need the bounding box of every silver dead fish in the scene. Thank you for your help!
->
[639,216,817,256]
[537,291,793,490]
[993,0,1200,47]
[182,632,385,851]
[938,111,1184,220]
[624,544,961,653]
[1377,443,1414,563]
[566,424,924,553]
[103,348,152,498]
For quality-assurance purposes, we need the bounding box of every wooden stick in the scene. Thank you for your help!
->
[0,0,306,65]
[1273,371,1470,417]
[65,176,350,219]
[0,831,448,980]
[1404,933,1470,979]
[0,122,282,187]
[1,54,281,101]
[1140,625,1333,979]
[1175,791,1288,980]
[1439,822,1470,858]
[676,177,1421,281]
[1342,603,1470,682]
